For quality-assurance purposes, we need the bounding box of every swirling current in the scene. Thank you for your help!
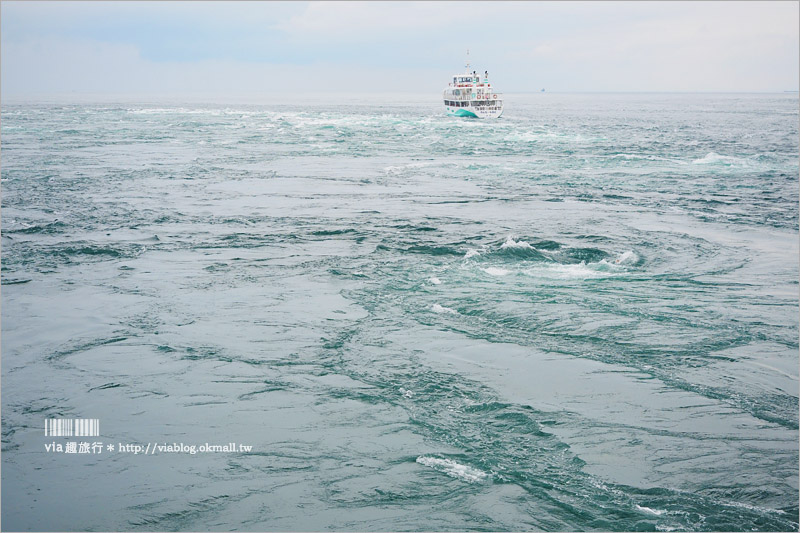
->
[2,93,798,531]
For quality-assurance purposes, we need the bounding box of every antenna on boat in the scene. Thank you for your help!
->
[465,49,470,72]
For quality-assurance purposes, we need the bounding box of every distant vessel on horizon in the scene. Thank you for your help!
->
[442,50,504,118]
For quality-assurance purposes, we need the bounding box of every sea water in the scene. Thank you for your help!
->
[2,93,798,531]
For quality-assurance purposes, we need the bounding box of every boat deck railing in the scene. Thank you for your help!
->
[443,94,504,101]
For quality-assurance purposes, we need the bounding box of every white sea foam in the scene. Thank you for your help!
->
[524,262,609,280]
[595,250,639,270]
[614,250,639,265]
[385,161,437,175]
[612,153,648,160]
[416,456,488,482]
[428,277,442,285]
[464,248,480,259]
[500,236,532,249]
[431,304,458,314]
[507,131,541,143]
[692,152,742,165]
[127,107,222,115]
[483,267,511,276]
[384,165,403,174]
[611,153,686,164]
[126,108,177,114]
[636,505,666,516]
[721,500,786,515]
[505,131,590,143]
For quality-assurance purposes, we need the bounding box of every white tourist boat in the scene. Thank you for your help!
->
[443,52,504,118]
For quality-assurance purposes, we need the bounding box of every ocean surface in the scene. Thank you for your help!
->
[1,93,798,532]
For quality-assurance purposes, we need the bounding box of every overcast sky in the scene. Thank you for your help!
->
[2,1,798,98]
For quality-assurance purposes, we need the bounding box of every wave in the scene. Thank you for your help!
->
[482,267,511,276]
[523,262,612,280]
[612,250,639,266]
[431,304,458,315]
[311,228,357,236]
[497,236,550,260]
[504,130,595,144]
[484,250,641,280]
[1,278,32,285]
[500,236,532,250]
[6,221,68,235]
[558,247,610,264]
[692,152,745,166]
[406,244,464,257]
[635,505,666,516]
[610,153,684,163]
[464,238,638,273]
[54,243,144,260]
[416,456,488,483]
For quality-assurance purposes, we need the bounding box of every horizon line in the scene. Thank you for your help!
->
[3,89,798,101]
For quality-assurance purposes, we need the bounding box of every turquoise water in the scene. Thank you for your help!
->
[2,93,798,531]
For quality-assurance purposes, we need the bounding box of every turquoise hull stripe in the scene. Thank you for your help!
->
[447,108,478,118]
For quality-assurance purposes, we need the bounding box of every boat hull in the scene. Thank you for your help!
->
[445,105,503,119]
[447,108,479,118]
